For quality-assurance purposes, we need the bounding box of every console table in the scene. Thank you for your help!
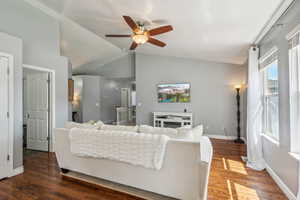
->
[153,112,193,128]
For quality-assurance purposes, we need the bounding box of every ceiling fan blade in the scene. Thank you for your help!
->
[147,38,166,47]
[130,42,138,50]
[106,34,131,37]
[123,16,138,31]
[149,25,173,36]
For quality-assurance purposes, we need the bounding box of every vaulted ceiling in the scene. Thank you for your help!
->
[30,0,284,68]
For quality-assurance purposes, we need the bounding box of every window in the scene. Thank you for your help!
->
[260,49,279,140]
[288,31,300,153]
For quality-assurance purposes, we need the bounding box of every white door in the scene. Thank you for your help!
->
[0,56,10,179]
[26,73,49,151]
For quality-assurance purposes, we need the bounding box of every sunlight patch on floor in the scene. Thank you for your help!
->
[222,157,228,170]
[226,180,260,200]
[226,159,248,175]
[226,180,234,200]
[234,182,260,200]
[222,157,248,175]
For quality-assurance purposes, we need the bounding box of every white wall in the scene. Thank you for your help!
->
[258,0,300,195]
[136,54,246,136]
[0,0,68,169]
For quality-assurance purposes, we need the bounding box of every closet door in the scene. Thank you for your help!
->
[0,56,10,179]
[26,73,49,151]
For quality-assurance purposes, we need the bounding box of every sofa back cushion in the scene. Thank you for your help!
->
[176,126,193,139]
[139,125,178,137]
[94,120,105,129]
[179,125,203,139]
[139,125,204,139]
[191,125,204,136]
[64,122,98,130]
[101,124,139,132]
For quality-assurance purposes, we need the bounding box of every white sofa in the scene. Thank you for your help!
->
[54,127,213,200]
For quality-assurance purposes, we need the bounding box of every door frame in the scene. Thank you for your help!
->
[0,52,14,177]
[23,64,55,152]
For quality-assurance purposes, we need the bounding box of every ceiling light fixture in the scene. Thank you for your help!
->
[132,32,149,44]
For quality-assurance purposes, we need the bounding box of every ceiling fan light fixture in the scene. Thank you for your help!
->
[132,32,149,44]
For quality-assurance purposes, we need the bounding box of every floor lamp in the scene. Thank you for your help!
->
[234,85,244,144]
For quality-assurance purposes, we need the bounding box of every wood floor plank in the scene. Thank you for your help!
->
[208,139,287,200]
[0,139,287,200]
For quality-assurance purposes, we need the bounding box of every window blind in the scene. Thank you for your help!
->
[259,50,278,70]
[289,33,300,49]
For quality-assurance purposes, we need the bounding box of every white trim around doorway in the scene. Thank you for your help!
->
[23,64,56,152]
[0,52,14,177]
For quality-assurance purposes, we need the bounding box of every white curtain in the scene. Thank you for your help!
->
[288,33,300,200]
[245,46,266,171]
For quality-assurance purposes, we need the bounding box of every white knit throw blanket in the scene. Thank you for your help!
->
[69,128,170,170]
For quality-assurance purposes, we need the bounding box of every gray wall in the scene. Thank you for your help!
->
[100,78,132,123]
[73,53,135,124]
[81,76,101,122]
[72,75,132,124]
[136,54,246,136]
[0,0,68,169]
[242,61,248,140]
[73,53,135,79]
[258,0,300,195]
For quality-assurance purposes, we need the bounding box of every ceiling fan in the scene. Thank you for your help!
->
[106,16,173,50]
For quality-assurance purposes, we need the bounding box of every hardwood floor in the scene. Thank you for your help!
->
[208,139,287,200]
[0,139,287,200]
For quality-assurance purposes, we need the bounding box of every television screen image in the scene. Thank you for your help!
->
[158,83,191,103]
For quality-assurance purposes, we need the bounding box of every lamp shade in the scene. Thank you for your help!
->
[234,84,242,89]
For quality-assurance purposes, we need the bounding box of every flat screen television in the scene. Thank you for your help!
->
[157,83,191,103]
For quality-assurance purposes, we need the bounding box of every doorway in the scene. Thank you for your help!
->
[0,52,14,179]
[23,65,54,156]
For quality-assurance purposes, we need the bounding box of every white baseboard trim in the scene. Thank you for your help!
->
[265,163,296,200]
[205,134,246,142]
[11,166,24,177]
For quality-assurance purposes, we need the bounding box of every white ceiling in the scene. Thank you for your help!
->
[32,0,284,66]
[59,18,123,68]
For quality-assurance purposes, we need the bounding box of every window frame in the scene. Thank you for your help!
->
[259,47,280,141]
[261,59,280,140]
